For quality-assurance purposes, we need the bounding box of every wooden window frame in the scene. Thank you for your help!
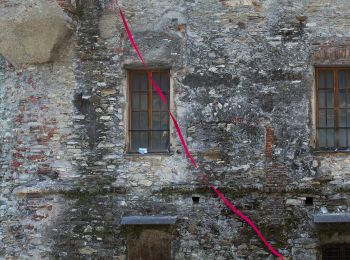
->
[128,69,171,154]
[315,67,350,151]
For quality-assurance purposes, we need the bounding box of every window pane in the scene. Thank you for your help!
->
[140,112,148,130]
[318,129,326,147]
[339,129,347,147]
[153,73,161,89]
[161,73,168,91]
[151,131,161,150]
[131,132,140,150]
[339,71,346,89]
[132,94,140,110]
[318,90,326,108]
[327,129,335,147]
[152,112,160,130]
[152,94,161,111]
[160,94,168,111]
[140,94,148,110]
[139,131,148,148]
[160,131,170,150]
[327,109,334,127]
[339,89,347,107]
[133,74,140,91]
[131,112,139,130]
[319,109,326,127]
[140,73,148,91]
[326,89,333,107]
[348,129,350,146]
[348,72,350,88]
[318,72,325,89]
[347,92,350,107]
[129,70,170,153]
[151,131,169,151]
[161,112,169,130]
[340,109,347,127]
[347,109,350,127]
[326,71,333,89]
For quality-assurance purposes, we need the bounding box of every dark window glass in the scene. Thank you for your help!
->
[316,68,350,150]
[322,243,350,260]
[129,70,170,153]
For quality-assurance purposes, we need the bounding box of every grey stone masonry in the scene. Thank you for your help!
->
[1,0,350,259]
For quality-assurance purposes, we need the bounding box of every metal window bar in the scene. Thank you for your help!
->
[128,70,170,153]
[316,67,350,150]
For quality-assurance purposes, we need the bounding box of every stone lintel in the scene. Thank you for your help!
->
[314,213,350,223]
[123,62,172,70]
[121,216,177,225]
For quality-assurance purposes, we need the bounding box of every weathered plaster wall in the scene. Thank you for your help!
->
[1,0,350,259]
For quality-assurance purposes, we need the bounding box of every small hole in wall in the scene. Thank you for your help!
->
[305,197,313,206]
[192,197,200,205]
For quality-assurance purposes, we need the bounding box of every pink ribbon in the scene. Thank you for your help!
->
[113,1,284,259]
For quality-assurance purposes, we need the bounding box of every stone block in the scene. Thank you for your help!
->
[0,0,74,66]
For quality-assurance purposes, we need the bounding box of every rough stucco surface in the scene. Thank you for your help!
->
[0,0,74,66]
[1,0,350,259]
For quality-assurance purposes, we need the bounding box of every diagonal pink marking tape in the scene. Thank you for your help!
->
[169,111,198,169]
[113,1,284,259]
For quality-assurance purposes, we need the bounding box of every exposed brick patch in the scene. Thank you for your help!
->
[12,160,23,169]
[264,163,289,193]
[311,38,350,64]
[265,127,274,161]
[11,94,58,175]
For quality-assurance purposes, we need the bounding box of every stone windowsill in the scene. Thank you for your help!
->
[311,148,350,154]
[124,151,175,157]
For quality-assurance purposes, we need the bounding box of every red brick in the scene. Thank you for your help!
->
[17,114,24,123]
[19,104,26,113]
[28,96,38,104]
[265,127,274,161]
[27,155,46,161]
[12,160,23,168]
[13,153,24,159]
[16,147,29,152]
[27,74,33,84]
[40,105,49,111]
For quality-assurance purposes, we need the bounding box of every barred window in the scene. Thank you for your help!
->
[316,67,350,150]
[128,70,170,153]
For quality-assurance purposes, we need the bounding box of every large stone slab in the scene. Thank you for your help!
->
[314,213,350,223]
[0,0,74,66]
[121,216,177,225]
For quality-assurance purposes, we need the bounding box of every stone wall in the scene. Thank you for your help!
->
[1,0,350,259]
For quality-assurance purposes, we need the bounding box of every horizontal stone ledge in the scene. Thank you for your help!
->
[121,216,177,225]
[123,62,172,70]
[12,180,127,197]
[314,213,350,223]
[156,185,263,196]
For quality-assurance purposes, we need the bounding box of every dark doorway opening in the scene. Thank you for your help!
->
[322,243,350,260]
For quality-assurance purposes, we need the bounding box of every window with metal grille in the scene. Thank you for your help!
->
[316,67,350,150]
[322,243,350,259]
[128,70,170,153]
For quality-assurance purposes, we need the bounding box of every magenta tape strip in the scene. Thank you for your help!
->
[113,1,284,258]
